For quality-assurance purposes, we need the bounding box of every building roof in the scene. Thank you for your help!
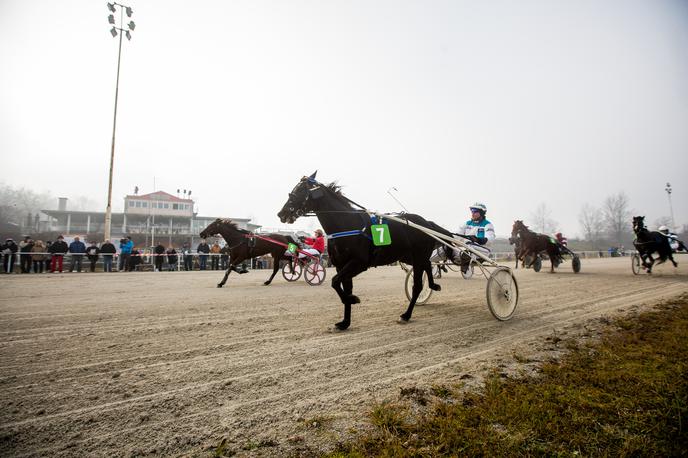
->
[41,209,253,222]
[125,191,192,203]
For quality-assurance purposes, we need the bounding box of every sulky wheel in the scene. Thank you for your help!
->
[404,269,433,305]
[572,255,581,273]
[281,261,302,282]
[304,260,326,286]
[532,256,542,272]
[631,254,641,275]
[486,267,519,321]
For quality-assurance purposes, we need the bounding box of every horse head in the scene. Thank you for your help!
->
[511,220,527,238]
[278,171,326,224]
[632,216,646,234]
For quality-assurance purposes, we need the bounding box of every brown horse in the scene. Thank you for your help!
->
[511,220,562,273]
[199,219,294,287]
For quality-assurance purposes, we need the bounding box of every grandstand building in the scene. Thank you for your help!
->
[40,191,259,246]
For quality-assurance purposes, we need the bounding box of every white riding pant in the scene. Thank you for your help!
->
[430,243,490,262]
[285,248,320,258]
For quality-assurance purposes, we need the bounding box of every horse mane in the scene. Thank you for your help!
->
[325,181,342,195]
[217,219,251,234]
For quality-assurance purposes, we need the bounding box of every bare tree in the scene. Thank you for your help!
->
[529,202,558,234]
[602,192,632,245]
[0,184,52,229]
[578,203,604,249]
[653,216,673,230]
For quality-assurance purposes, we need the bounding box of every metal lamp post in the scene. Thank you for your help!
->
[104,2,136,242]
[665,182,675,230]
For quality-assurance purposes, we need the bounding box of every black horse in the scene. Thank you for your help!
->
[511,220,562,273]
[277,172,454,330]
[632,216,676,273]
[199,219,294,287]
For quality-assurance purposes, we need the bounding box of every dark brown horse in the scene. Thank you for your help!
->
[278,172,453,330]
[199,219,294,287]
[511,220,562,273]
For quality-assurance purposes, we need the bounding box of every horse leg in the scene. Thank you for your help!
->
[425,260,441,291]
[400,263,427,323]
[330,261,366,330]
[263,253,283,285]
[646,254,655,273]
[217,267,232,287]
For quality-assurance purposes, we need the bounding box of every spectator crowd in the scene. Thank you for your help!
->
[1,236,239,274]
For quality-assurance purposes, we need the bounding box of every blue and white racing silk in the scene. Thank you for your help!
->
[458,218,496,242]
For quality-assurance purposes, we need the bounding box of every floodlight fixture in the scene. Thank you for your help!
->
[110,27,118,37]
[108,14,115,24]
[128,21,135,30]
[126,6,133,17]
[107,2,116,13]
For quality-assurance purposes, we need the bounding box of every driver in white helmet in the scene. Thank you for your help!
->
[431,202,496,273]
[658,226,687,252]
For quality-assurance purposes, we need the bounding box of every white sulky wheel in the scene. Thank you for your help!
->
[281,261,302,282]
[486,267,519,321]
[304,260,326,286]
[404,269,433,305]
[461,263,474,280]
[631,254,641,275]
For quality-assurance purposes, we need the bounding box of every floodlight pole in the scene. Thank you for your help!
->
[665,182,675,230]
[104,2,134,242]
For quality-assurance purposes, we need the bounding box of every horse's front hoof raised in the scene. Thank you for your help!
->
[334,321,350,331]
[430,284,441,291]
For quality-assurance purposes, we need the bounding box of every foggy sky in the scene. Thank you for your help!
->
[1,0,687,237]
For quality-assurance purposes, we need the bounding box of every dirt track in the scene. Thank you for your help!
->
[1,257,687,457]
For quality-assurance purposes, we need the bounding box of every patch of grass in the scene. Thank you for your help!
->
[332,295,688,457]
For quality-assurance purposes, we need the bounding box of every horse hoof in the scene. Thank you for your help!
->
[217,284,223,288]
[334,321,350,331]
[430,284,441,291]
[263,281,271,286]
[347,295,360,304]
[397,316,410,324]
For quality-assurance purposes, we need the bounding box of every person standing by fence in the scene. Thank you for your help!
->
[19,236,34,273]
[31,240,47,273]
[154,242,165,272]
[210,241,221,270]
[197,239,210,270]
[119,236,133,272]
[86,241,100,272]
[166,246,178,271]
[49,235,68,273]
[68,236,86,273]
[100,239,116,272]
[44,241,52,272]
[182,242,193,271]
[2,238,18,273]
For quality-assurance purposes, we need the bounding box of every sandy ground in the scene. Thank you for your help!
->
[1,256,687,457]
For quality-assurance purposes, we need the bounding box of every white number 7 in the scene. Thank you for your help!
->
[375,227,385,243]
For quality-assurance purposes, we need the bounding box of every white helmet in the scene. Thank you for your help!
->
[469,202,487,213]
[658,225,669,234]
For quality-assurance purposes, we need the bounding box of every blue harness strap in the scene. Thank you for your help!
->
[327,229,372,241]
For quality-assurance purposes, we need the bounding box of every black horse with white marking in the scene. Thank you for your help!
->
[632,216,676,273]
[277,172,454,330]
